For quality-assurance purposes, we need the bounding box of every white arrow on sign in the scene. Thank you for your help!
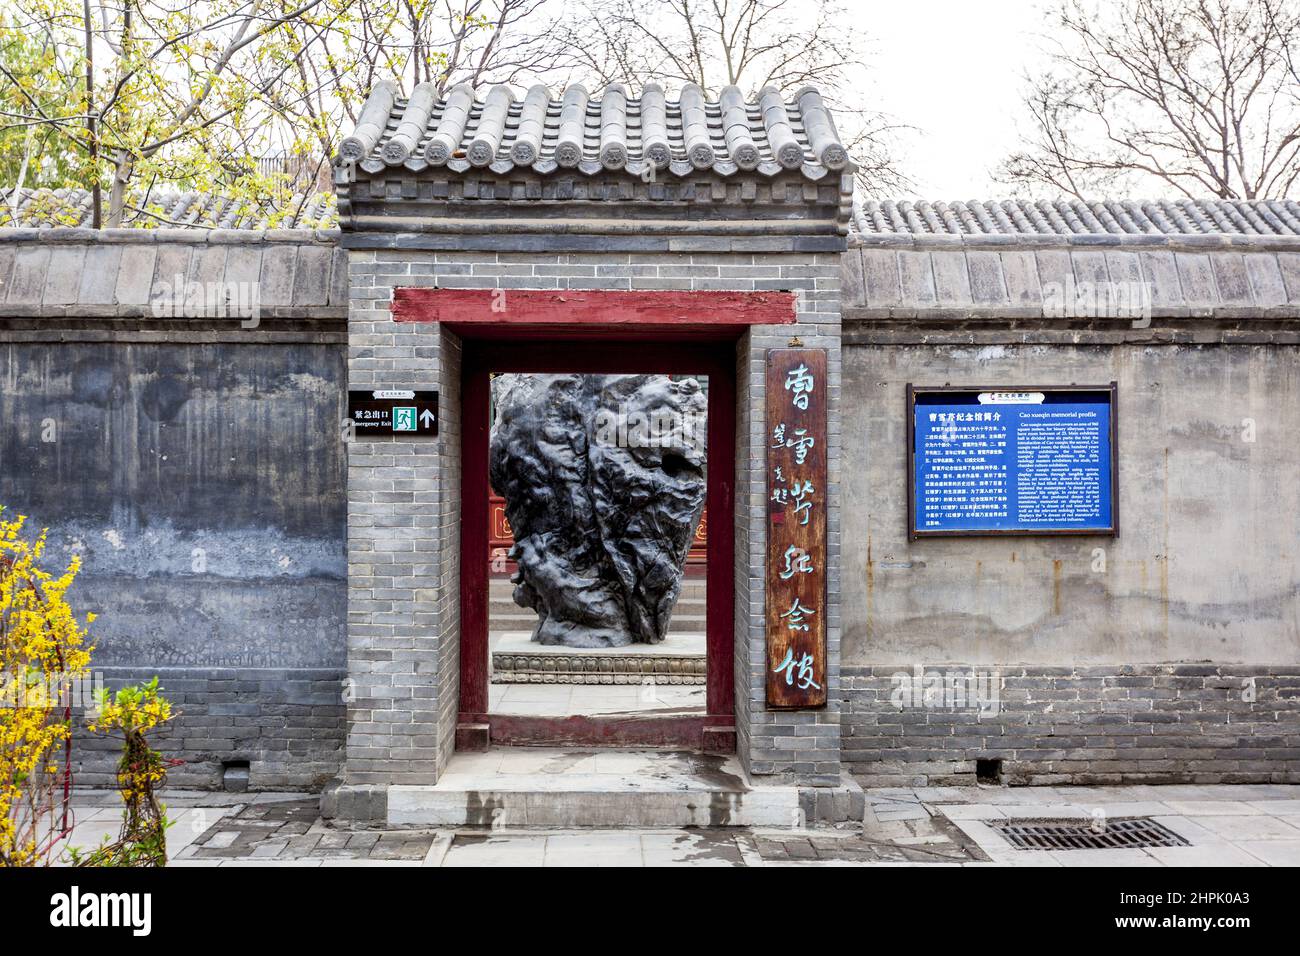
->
[420,409,436,428]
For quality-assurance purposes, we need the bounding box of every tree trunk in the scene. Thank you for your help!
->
[106,152,133,227]
[83,0,100,228]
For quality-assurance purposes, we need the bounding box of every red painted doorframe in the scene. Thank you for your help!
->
[457,336,738,750]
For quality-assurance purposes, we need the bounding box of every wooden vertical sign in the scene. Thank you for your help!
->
[765,348,828,709]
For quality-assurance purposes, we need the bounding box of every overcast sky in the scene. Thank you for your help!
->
[850,0,1051,199]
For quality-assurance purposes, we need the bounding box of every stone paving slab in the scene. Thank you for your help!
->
[52,783,1300,866]
[1233,840,1300,866]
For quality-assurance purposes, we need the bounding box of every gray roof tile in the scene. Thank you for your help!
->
[7,245,49,304]
[43,245,86,305]
[78,245,122,303]
[1,187,336,229]
[853,198,1300,237]
[1000,249,1042,307]
[336,81,853,180]
[1245,254,1288,307]
[113,245,156,304]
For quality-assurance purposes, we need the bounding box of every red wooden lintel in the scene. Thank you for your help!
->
[393,288,797,326]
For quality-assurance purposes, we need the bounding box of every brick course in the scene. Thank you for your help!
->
[73,668,345,791]
[842,664,1300,786]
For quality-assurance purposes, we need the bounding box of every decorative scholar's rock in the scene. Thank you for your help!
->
[489,373,707,648]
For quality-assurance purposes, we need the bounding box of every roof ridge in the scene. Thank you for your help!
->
[851,197,1300,237]
[8,186,1296,238]
[1,186,337,230]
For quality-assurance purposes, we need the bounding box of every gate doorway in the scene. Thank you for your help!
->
[457,337,736,751]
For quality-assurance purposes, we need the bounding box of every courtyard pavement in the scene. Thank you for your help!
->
[52,782,1300,866]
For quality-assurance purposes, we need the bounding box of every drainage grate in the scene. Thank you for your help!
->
[989,817,1190,851]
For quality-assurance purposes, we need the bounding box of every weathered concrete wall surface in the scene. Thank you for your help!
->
[839,338,1300,785]
[842,341,1300,665]
[0,339,348,788]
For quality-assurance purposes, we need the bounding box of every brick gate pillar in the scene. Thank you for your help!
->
[324,250,463,823]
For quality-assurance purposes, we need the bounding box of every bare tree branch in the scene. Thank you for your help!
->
[559,0,912,194]
[1001,0,1300,199]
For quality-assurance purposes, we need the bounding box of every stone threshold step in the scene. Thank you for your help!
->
[387,787,799,827]
[386,750,799,827]
[326,750,866,828]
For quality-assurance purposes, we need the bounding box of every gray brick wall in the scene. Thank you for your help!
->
[12,226,1299,794]
[73,667,345,791]
[842,664,1300,786]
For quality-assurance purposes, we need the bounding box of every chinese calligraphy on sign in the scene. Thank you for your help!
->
[766,349,828,709]
[773,648,822,691]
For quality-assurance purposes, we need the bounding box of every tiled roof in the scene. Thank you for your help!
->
[336,81,852,180]
[0,187,337,229]
[853,199,1300,237]
[9,184,1298,242]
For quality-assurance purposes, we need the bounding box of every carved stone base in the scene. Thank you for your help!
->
[491,630,706,685]
[491,651,706,685]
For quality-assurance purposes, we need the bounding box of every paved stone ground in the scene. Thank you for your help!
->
[56,783,1300,866]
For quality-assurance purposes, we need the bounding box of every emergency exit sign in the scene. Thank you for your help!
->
[347,390,438,436]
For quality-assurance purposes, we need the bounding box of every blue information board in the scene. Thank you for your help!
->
[909,387,1116,536]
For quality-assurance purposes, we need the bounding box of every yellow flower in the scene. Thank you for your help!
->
[1,506,97,865]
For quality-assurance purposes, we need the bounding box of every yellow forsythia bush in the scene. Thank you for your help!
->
[0,510,94,867]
